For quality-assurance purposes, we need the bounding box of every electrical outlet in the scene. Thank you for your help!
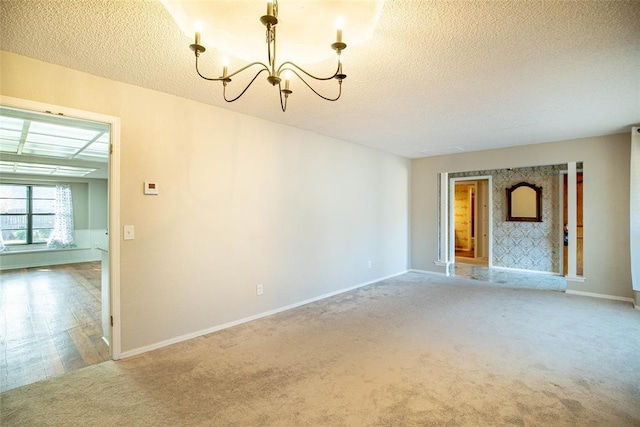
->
[368,260,372,268]
[256,284,264,296]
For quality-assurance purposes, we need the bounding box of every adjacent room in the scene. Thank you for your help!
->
[0,107,111,391]
[1,0,639,425]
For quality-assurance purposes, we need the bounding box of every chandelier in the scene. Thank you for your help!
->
[189,0,347,112]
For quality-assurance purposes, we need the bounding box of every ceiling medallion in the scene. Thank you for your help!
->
[189,0,347,112]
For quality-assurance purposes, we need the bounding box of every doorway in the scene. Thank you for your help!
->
[452,178,490,266]
[0,96,121,390]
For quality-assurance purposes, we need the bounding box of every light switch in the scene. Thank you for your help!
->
[124,225,135,240]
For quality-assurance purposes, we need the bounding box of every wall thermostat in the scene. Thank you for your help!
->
[144,181,159,195]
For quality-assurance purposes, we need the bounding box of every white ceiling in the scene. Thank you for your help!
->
[1,0,639,159]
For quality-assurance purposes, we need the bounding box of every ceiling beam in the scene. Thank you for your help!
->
[0,153,106,170]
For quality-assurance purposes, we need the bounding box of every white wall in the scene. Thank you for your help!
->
[412,134,632,299]
[0,52,410,353]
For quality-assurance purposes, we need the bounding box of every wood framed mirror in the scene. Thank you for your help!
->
[506,182,542,222]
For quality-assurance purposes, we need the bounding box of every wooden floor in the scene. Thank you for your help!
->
[0,262,109,393]
[455,248,475,258]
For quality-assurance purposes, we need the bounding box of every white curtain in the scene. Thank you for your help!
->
[631,127,640,292]
[0,225,6,252]
[47,184,76,249]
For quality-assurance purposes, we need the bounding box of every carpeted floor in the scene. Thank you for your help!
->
[2,272,639,426]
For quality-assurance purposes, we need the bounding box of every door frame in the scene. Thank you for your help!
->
[449,175,493,267]
[452,180,477,253]
[1,95,122,359]
[559,167,584,278]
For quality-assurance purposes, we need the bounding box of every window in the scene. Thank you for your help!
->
[0,184,56,245]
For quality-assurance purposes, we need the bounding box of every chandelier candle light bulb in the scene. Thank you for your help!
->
[336,16,344,43]
[283,70,291,91]
[194,20,202,45]
[222,57,229,78]
[267,0,274,17]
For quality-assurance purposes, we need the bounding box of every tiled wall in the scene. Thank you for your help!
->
[452,165,563,273]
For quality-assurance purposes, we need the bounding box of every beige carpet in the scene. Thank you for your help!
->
[2,272,640,426]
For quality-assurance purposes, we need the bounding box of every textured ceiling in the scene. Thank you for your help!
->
[1,0,639,158]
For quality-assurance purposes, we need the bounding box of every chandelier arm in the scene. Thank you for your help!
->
[277,62,339,81]
[287,69,343,101]
[195,55,224,81]
[226,62,270,79]
[195,55,270,81]
[223,69,268,103]
[278,84,288,112]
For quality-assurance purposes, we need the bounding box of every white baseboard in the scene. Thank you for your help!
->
[120,270,410,359]
[565,289,634,304]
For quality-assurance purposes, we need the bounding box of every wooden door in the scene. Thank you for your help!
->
[563,173,583,275]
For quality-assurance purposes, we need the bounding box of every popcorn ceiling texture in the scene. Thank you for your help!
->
[0,0,639,158]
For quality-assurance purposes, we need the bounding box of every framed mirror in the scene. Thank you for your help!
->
[506,182,542,222]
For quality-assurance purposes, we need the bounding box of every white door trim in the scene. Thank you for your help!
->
[449,175,493,268]
[0,95,122,360]
[559,166,584,282]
